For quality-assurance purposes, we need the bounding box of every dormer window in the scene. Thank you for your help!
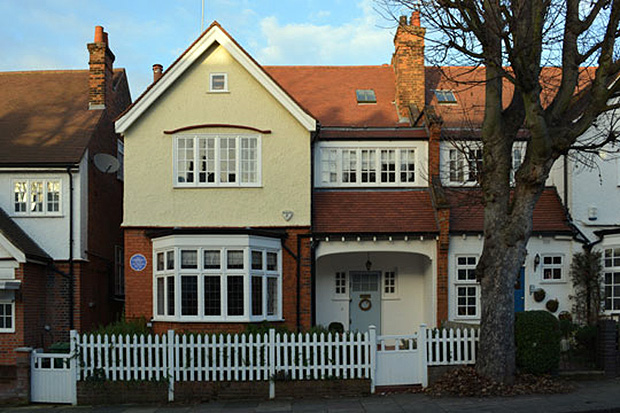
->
[434,90,457,104]
[356,89,376,104]
[210,73,228,92]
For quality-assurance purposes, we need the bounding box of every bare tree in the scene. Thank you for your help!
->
[379,0,620,383]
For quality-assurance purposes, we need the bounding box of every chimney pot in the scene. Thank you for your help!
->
[152,64,164,83]
[399,15,408,26]
[103,32,109,45]
[411,11,421,27]
[94,26,104,43]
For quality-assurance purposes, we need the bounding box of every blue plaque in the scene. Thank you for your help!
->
[129,254,147,272]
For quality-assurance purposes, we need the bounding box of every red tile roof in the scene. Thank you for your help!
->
[0,69,125,165]
[447,188,573,234]
[313,190,438,233]
[426,66,597,130]
[265,66,402,128]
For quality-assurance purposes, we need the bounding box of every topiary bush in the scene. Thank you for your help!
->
[515,311,561,375]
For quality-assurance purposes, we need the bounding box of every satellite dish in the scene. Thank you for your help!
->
[93,153,120,174]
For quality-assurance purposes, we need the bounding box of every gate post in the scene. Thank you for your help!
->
[419,324,428,387]
[69,330,78,405]
[268,329,276,399]
[167,330,175,402]
[369,325,377,394]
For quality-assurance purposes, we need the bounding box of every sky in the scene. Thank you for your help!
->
[0,0,405,98]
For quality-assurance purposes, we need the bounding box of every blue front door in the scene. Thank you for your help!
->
[514,267,525,313]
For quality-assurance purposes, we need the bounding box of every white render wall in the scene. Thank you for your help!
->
[315,239,435,334]
[448,235,576,323]
[0,154,88,260]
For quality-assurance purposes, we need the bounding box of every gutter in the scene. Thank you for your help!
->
[67,167,75,330]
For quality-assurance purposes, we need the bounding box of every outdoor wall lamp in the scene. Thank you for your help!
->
[534,253,541,271]
[365,252,372,271]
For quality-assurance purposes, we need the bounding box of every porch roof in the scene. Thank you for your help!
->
[447,188,574,234]
[313,190,438,234]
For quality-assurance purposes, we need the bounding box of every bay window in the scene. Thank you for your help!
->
[153,235,281,322]
[174,134,261,187]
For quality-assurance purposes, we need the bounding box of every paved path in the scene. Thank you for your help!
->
[2,378,619,412]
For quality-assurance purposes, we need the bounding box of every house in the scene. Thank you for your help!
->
[0,26,130,368]
[117,17,587,336]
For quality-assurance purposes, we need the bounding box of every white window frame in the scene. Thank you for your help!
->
[315,142,420,188]
[334,271,347,299]
[603,247,620,312]
[0,300,15,333]
[445,142,525,186]
[454,255,479,319]
[540,254,566,283]
[173,134,261,188]
[152,235,282,323]
[382,270,398,299]
[12,178,62,216]
[209,73,228,92]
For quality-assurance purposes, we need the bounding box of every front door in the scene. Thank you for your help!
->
[514,267,525,313]
[349,271,381,332]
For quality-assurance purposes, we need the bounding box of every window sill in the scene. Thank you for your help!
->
[11,213,64,218]
[152,317,283,323]
[0,329,15,334]
[207,90,230,94]
[540,280,567,285]
[381,296,400,301]
[173,184,262,189]
[332,296,349,301]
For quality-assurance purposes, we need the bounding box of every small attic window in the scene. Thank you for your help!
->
[356,89,376,104]
[434,90,457,104]
[210,73,228,92]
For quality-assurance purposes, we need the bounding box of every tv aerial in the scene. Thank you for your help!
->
[93,153,120,174]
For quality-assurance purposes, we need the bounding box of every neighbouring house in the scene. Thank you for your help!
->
[117,16,609,336]
[0,25,131,371]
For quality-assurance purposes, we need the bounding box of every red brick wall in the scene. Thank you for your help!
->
[124,227,312,334]
[392,12,426,118]
[0,263,47,365]
[428,122,441,180]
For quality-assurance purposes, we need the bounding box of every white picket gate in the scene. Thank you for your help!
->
[30,350,76,404]
[374,325,428,388]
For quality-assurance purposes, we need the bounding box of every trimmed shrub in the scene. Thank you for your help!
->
[88,317,150,336]
[515,311,561,374]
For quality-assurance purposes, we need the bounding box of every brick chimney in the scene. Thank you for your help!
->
[87,25,115,110]
[392,11,426,121]
[152,64,164,83]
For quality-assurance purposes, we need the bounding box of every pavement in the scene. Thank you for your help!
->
[1,378,620,412]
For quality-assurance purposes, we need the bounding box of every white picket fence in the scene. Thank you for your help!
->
[426,327,479,366]
[58,325,478,402]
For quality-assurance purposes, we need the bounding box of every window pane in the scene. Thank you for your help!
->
[166,251,175,270]
[157,252,164,271]
[177,138,195,183]
[198,137,215,183]
[380,150,396,182]
[227,276,244,316]
[204,276,221,316]
[220,137,237,183]
[361,149,377,183]
[241,137,257,184]
[335,272,346,295]
[449,150,464,182]
[227,250,244,269]
[204,250,220,269]
[46,181,60,212]
[266,252,277,271]
[267,277,278,316]
[211,74,226,90]
[181,250,198,269]
[14,181,27,213]
[181,276,198,316]
[30,181,44,212]
[252,276,263,316]
[321,149,338,183]
[252,251,263,270]
[156,278,165,316]
[400,149,415,183]
[167,276,175,316]
[342,150,357,183]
